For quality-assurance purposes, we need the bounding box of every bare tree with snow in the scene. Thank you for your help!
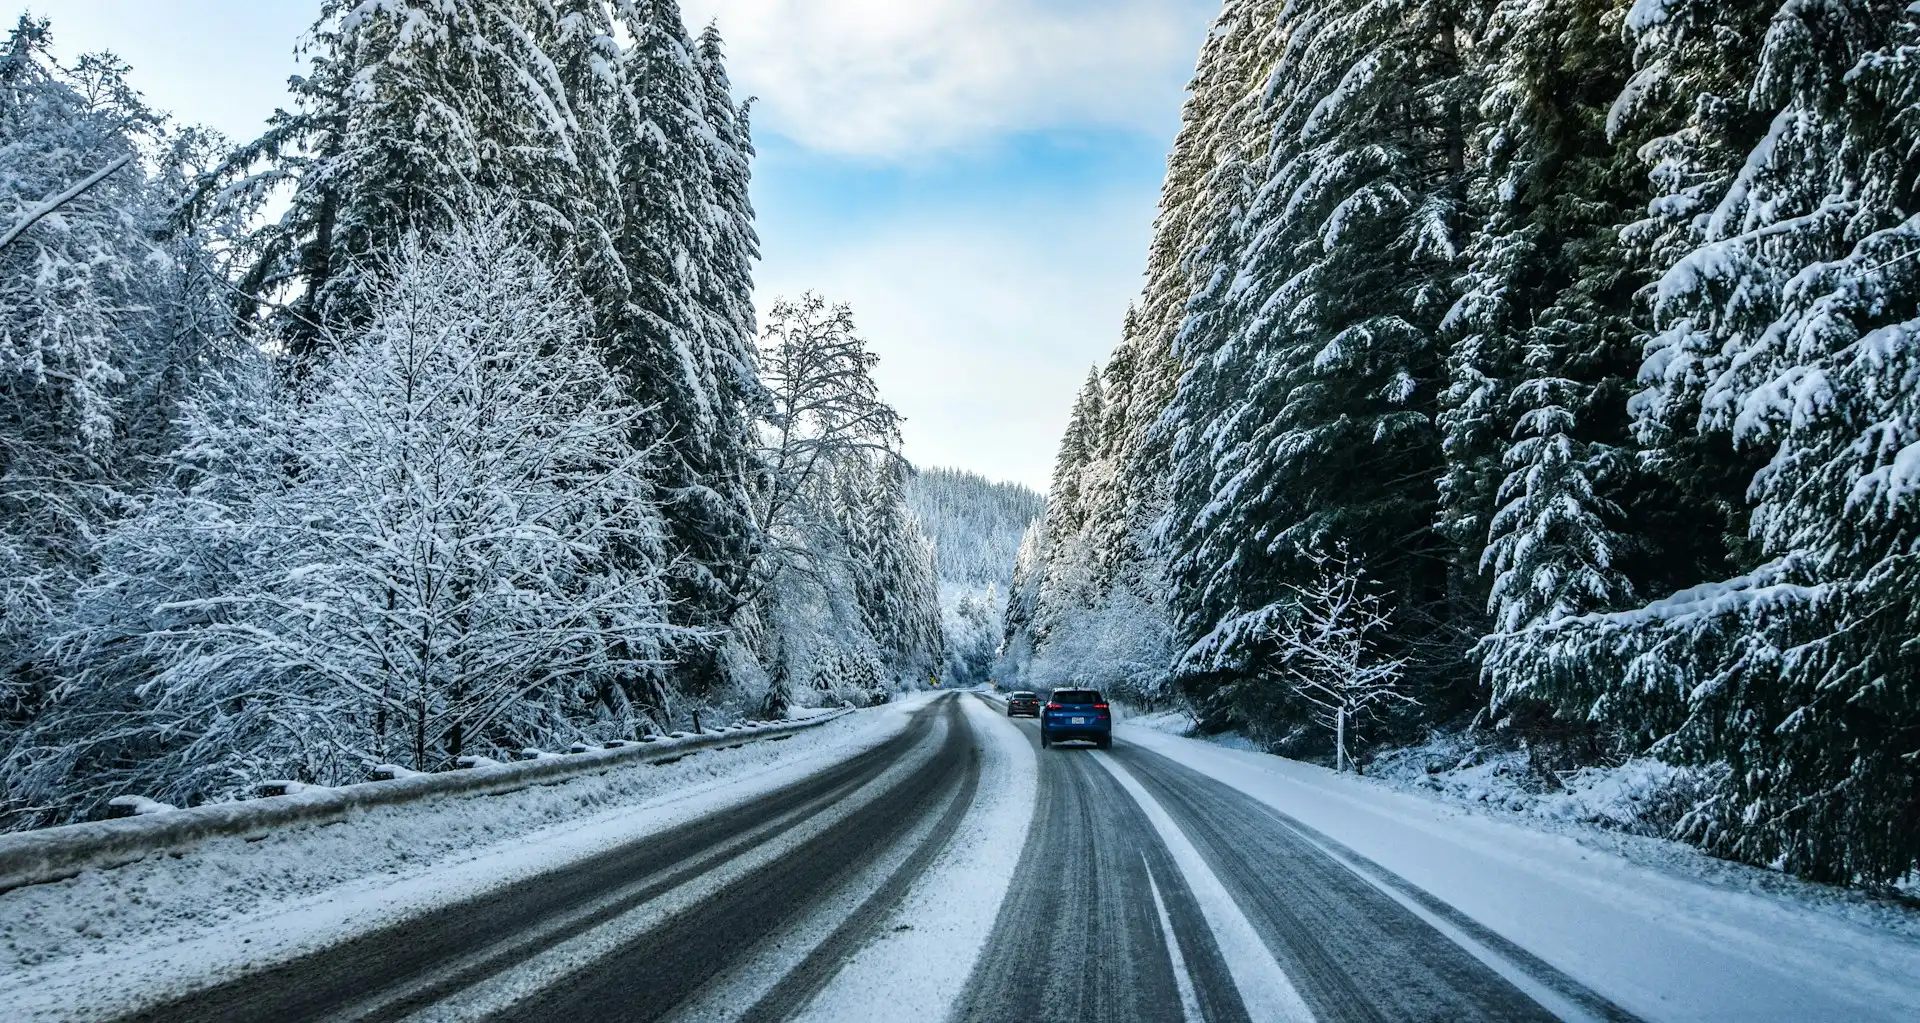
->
[1267,544,1413,773]
[750,292,901,586]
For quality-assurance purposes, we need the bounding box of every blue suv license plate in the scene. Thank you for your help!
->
[1071,716,1087,725]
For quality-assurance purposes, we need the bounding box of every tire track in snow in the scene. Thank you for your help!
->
[1093,751,1313,1023]
[693,703,982,1023]
[953,718,1247,1023]
[474,696,978,1023]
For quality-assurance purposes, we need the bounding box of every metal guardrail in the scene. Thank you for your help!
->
[0,710,852,894]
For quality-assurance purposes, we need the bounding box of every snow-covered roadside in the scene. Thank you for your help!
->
[788,693,1036,1022]
[1119,703,1259,752]
[0,697,934,1022]
[1119,723,1920,1023]
[1364,732,1702,835]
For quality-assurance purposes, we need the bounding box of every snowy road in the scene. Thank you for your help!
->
[7,691,1915,1023]
[957,713,1630,1023]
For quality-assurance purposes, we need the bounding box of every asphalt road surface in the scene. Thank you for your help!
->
[104,693,1638,1023]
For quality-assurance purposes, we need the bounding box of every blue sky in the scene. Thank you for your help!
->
[26,0,1219,490]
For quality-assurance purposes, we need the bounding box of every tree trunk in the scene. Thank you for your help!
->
[1336,706,1347,773]
[413,695,427,771]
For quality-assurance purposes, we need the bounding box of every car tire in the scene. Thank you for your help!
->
[1040,733,1050,749]
[1097,737,1112,750]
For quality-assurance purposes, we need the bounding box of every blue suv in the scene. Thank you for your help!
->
[1040,689,1111,749]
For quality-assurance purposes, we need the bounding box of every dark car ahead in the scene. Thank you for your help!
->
[1006,691,1041,717]
[1040,689,1111,749]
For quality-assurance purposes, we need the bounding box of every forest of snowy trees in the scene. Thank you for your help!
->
[0,4,943,829]
[1010,0,1920,886]
[906,468,1044,685]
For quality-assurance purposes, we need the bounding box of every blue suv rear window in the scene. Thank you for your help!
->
[1051,690,1102,705]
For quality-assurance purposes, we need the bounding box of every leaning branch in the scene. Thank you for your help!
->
[0,153,135,252]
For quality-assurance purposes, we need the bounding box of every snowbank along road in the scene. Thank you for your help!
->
[2,691,1915,1022]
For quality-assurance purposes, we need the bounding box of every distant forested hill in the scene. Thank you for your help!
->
[906,468,1043,683]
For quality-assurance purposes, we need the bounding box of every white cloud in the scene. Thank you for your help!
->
[681,0,1209,156]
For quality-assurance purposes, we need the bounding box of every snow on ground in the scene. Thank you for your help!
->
[1119,723,1920,1023]
[1365,730,1704,837]
[0,697,935,1023]
[790,693,1037,1022]
[1119,703,1259,752]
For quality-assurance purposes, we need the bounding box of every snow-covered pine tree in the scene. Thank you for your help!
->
[1074,309,1151,584]
[194,1,575,358]
[1031,369,1105,645]
[1450,0,1647,645]
[760,635,794,719]
[1154,3,1280,702]
[549,0,633,317]
[1057,6,1273,627]
[997,519,1046,680]
[693,23,762,421]
[1487,0,1920,884]
[1014,2,1274,707]
[1608,0,1781,590]
[835,456,944,683]
[609,0,763,696]
[1164,0,1476,735]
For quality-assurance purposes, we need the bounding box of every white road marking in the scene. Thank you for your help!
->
[1094,752,1317,1023]
[1144,853,1205,1023]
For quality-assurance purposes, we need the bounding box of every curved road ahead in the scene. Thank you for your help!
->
[105,693,1642,1023]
